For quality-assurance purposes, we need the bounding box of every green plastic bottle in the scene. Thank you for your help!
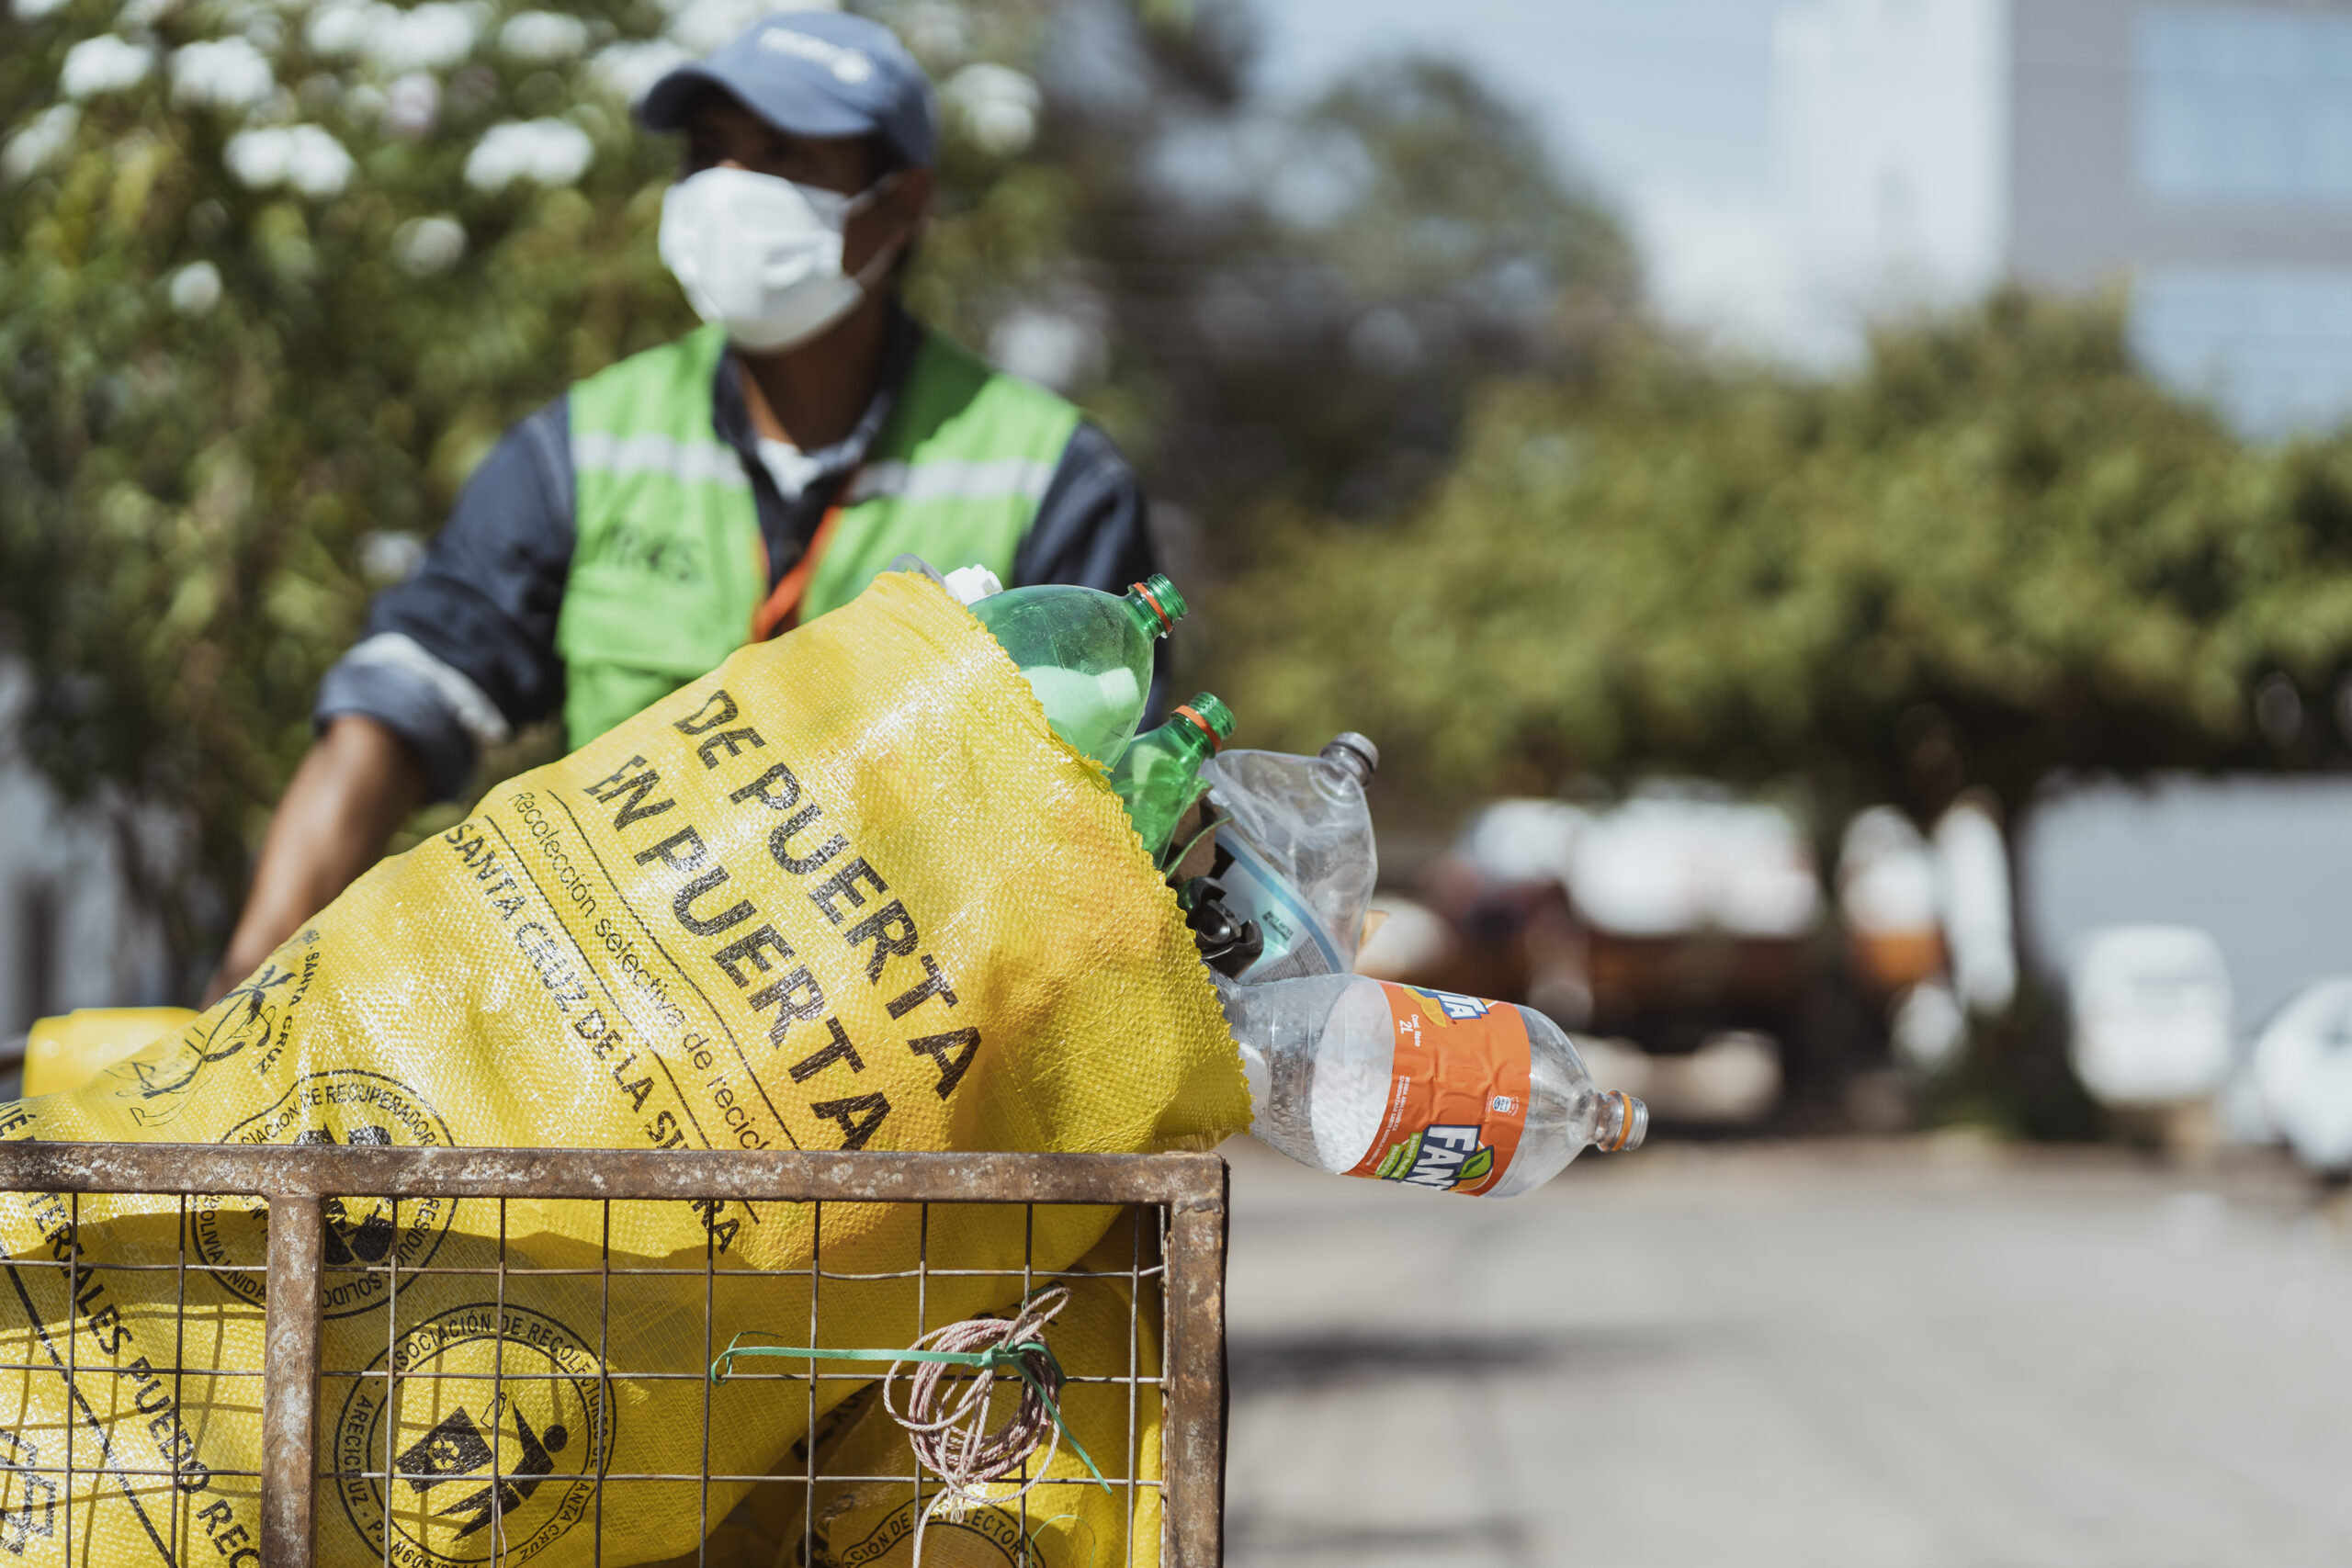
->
[1110,693,1237,865]
[970,575,1186,764]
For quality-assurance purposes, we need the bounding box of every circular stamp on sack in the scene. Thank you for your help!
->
[192,1069,457,1318]
[334,1303,612,1568]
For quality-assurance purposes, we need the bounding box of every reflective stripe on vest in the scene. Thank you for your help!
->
[571,431,752,490]
[844,457,1059,506]
[554,321,1082,750]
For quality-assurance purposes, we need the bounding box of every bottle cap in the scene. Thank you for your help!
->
[1174,693,1235,750]
[1320,732,1379,784]
[1129,574,1186,631]
[941,563,1004,605]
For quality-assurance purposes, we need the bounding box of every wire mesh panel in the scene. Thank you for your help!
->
[0,1189,269,1568]
[0,1145,1227,1568]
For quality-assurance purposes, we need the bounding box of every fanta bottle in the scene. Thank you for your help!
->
[1218,973,1645,1197]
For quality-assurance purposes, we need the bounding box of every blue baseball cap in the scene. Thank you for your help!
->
[639,11,938,170]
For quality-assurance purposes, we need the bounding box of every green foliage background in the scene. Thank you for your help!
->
[1217,291,2352,833]
[6,5,654,961]
[0,0,1156,975]
[18,0,2350,1015]
[0,0,1630,988]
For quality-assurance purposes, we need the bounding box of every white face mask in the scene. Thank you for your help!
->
[657,165,900,354]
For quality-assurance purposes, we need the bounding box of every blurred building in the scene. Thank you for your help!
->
[0,666,174,1045]
[1762,0,2352,434]
[2022,773,2352,1032]
[1253,0,2352,429]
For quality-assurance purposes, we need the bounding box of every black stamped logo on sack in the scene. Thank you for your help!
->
[832,1497,1037,1566]
[192,1069,457,1318]
[0,1429,60,1556]
[335,1304,612,1568]
[117,932,322,1124]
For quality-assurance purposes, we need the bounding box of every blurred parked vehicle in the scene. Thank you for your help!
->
[1429,785,1819,1040]
[1838,800,2017,1080]
[2067,925,2233,1110]
[1570,788,1821,1045]
[2251,977,2352,1177]
[1374,786,2028,1124]
[1838,807,1945,996]
[1390,784,1829,1121]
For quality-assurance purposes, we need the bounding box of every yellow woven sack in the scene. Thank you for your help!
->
[0,570,1247,1568]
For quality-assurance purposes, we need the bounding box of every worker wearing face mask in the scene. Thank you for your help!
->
[205,12,1156,1001]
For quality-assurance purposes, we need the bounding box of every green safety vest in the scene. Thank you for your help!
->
[555,321,1082,748]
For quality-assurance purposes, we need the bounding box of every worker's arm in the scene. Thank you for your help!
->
[203,716,428,1003]
[208,400,578,1004]
[209,403,574,1004]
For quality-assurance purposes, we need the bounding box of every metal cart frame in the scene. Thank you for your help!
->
[0,1144,1228,1567]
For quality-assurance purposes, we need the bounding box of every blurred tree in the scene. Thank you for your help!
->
[1041,15,1634,535]
[0,0,1623,992]
[0,0,1115,987]
[1217,289,2352,831]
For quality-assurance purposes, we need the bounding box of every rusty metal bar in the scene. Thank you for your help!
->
[1159,1160,1229,1568]
[261,1194,323,1568]
[62,1194,75,1568]
[0,1145,1225,1205]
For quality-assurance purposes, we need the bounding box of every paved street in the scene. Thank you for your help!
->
[1223,1134,2352,1568]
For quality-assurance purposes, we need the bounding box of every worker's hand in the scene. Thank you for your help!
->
[202,716,429,1006]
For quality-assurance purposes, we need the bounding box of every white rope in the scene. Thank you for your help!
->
[882,1286,1072,1567]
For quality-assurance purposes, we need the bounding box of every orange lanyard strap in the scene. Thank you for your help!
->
[751,467,858,642]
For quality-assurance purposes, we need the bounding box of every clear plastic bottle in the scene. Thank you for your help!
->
[1218,972,1646,1198]
[970,576,1184,765]
[1203,734,1378,983]
[1110,693,1236,866]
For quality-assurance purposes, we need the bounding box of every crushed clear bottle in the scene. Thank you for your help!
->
[1203,733,1379,982]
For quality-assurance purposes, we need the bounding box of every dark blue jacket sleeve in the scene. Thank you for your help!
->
[1011,421,1171,717]
[313,399,574,799]
[1011,422,1158,594]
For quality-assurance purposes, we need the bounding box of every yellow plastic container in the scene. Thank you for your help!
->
[22,1007,195,1098]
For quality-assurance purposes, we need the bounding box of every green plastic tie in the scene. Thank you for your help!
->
[709,1330,1113,1495]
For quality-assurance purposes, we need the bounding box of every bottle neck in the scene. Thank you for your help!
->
[1159,719,1216,768]
[1319,735,1378,788]
[1167,702,1225,762]
[1590,1089,1647,1153]
[1123,582,1178,641]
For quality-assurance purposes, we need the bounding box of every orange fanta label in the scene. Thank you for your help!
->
[1346,983,1532,1196]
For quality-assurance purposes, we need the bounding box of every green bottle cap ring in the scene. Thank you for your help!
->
[1131,579,1178,630]
[1172,704,1223,751]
